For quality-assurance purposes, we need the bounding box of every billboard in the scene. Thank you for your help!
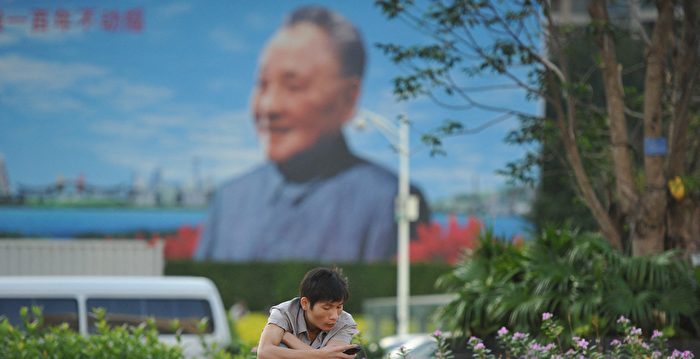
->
[0,1,533,262]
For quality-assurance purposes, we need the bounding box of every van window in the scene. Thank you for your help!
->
[87,298,214,334]
[0,298,79,331]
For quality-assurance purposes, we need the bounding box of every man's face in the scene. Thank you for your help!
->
[302,298,344,332]
[251,23,359,163]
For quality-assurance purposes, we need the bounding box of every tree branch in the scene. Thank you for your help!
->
[487,1,567,83]
[546,70,623,250]
[589,0,639,217]
[628,0,652,46]
[444,72,540,118]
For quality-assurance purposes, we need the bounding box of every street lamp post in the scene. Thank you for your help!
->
[354,109,417,336]
[396,114,411,336]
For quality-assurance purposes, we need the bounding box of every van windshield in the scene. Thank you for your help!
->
[87,298,214,334]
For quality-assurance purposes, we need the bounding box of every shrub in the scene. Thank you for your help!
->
[464,313,695,359]
[0,306,238,359]
[437,227,700,340]
[0,306,183,359]
[233,312,268,347]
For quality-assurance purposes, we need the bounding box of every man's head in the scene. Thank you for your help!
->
[298,267,350,332]
[251,6,365,163]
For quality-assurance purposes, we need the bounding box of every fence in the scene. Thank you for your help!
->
[0,239,164,276]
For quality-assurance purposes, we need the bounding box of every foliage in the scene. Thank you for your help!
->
[0,306,185,359]
[432,329,454,359]
[375,0,700,255]
[436,229,526,338]
[436,228,700,340]
[0,306,268,359]
[464,313,695,359]
[232,312,268,347]
[165,261,452,313]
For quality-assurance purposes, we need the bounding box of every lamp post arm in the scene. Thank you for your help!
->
[355,109,401,146]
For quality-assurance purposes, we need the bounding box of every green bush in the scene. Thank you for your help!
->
[165,261,452,313]
[0,306,251,359]
[0,306,183,359]
[437,227,700,340]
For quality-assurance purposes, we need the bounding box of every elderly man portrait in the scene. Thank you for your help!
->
[195,5,429,262]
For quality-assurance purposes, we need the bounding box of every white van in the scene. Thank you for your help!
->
[0,276,231,357]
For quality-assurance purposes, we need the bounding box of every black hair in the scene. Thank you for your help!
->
[299,267,350,308]
[283,5,366,79]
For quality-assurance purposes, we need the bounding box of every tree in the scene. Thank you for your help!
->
[375,0,699,255]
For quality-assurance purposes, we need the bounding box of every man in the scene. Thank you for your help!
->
[257,267,359,359]
[194,5,429,262]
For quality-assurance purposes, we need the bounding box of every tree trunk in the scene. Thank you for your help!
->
[667,199,700,257]
[667,0,698,178]
[631,0,674,256]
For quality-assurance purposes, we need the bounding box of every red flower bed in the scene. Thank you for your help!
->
[161,225,201,260]
[410,214,481,264]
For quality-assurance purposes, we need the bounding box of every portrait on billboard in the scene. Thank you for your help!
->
[194,6,430,262]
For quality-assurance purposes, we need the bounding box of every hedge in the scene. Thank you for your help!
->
[0,306,233,359]
[165,261,452,313]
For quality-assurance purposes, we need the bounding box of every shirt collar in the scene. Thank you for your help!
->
[275,133,358,183]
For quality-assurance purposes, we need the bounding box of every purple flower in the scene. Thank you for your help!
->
[513,332,527,340]
[610,339,621,347]
[670,350,694,359]
[574,337,589,349]
[497,327,509,337]
[433,329,442,338]
[651,351,662,359]
[630,327,642,336]
[530,343,543,351]
[474,342,485,350]
[542,312,553,321]
[468,336,480,346]
[652,329,663,339]
[616,315,629,325]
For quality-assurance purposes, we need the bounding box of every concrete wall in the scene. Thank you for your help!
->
[0,239,164,276]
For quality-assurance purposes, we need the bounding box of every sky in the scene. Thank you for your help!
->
[0,0,539,202]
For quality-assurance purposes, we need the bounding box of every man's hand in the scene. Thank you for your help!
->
[317,344,359,358]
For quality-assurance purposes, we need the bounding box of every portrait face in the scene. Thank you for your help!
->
[301,297,344,332]
[251,23,359,163]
